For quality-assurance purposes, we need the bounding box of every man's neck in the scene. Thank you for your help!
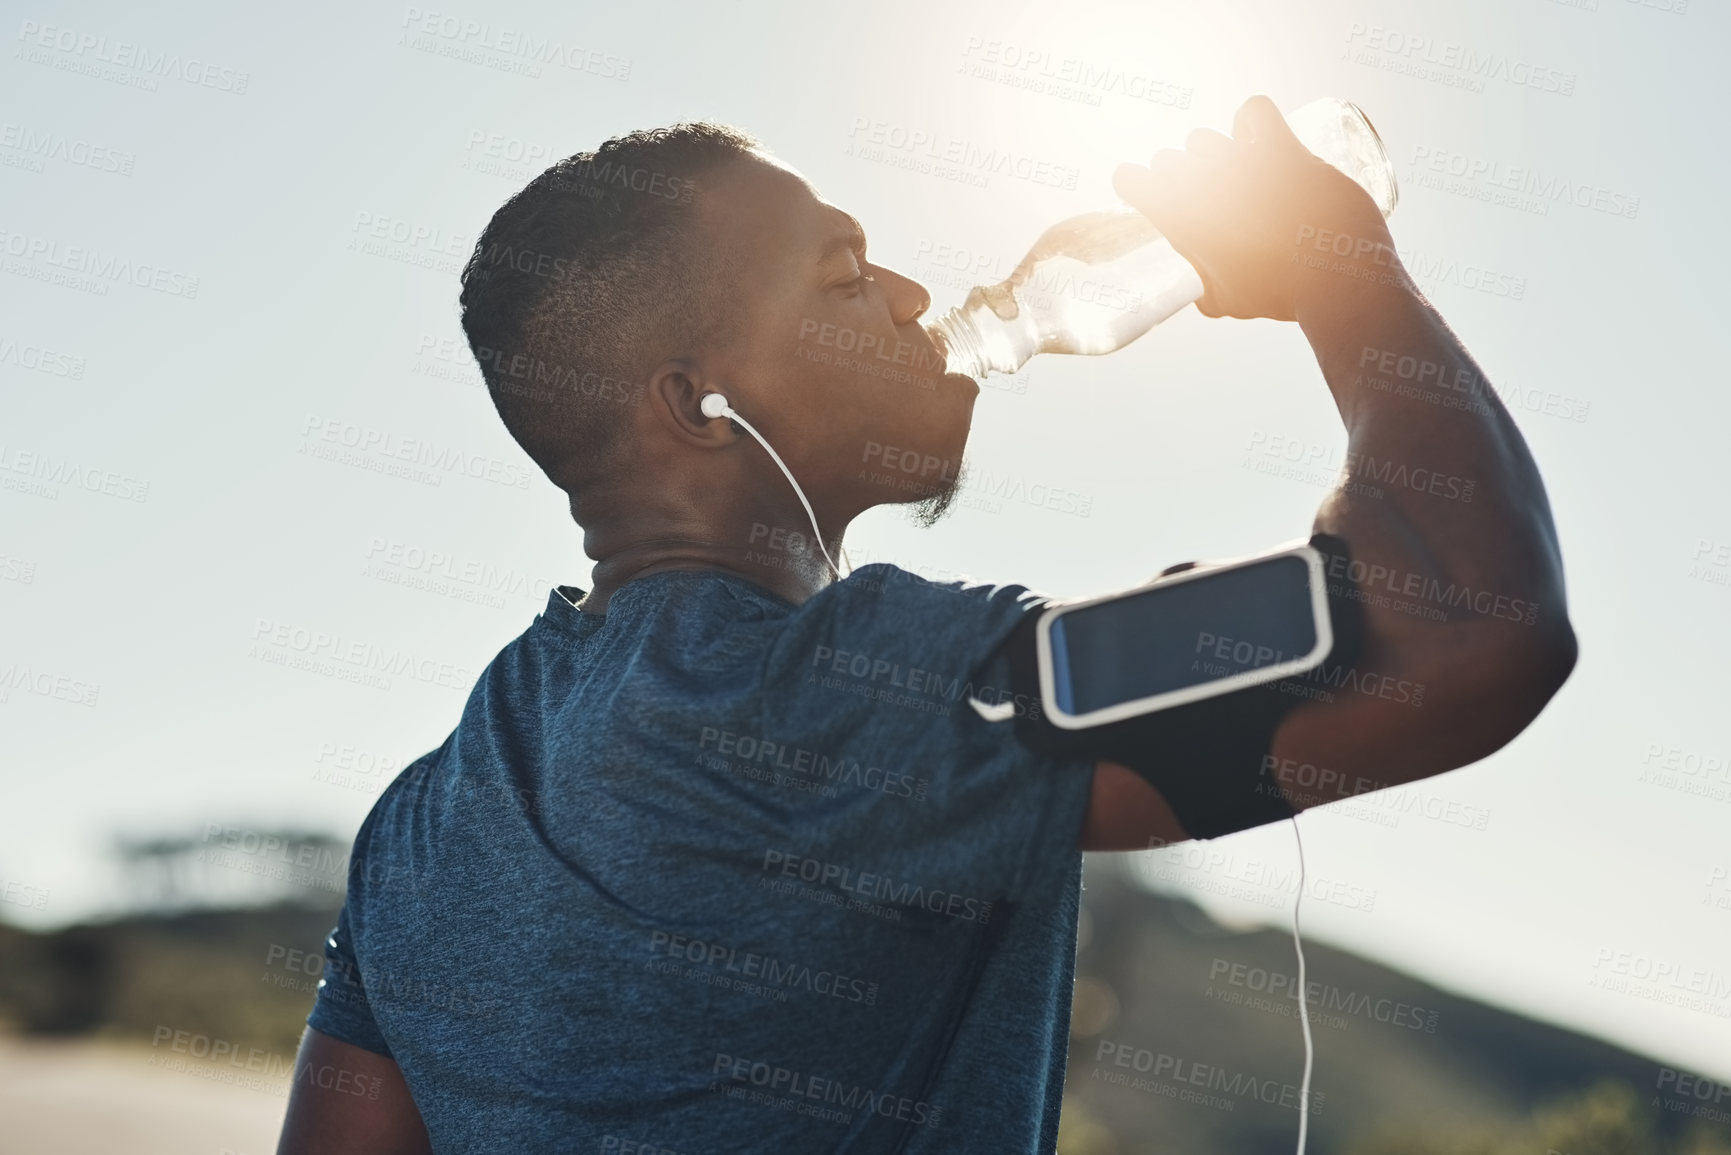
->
[578,536,840,615]
[565,462,856,615]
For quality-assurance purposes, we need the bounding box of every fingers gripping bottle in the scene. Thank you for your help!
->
[926,98,1400,379]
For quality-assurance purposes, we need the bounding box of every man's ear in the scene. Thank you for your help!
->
[647,358,737,445]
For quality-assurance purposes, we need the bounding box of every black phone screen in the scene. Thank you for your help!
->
[1048,554,1320,718]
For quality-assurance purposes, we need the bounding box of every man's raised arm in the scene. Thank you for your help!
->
[1076,96,1576,851]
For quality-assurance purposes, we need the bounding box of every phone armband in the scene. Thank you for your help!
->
[990,533,1365,840]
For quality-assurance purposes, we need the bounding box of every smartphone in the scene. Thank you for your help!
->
[1036,542,1333,729]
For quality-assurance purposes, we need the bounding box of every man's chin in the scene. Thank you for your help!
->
[905,459,969,529]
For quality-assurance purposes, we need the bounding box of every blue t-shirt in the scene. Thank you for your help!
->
[308,562,1096,1153]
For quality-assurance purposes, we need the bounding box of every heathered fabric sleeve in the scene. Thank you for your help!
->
[305,809,393,1057]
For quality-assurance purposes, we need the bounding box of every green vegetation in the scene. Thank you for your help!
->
[1342,1081,1731,1155]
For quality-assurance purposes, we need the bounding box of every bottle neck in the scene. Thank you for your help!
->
[929,303,988,379]
[929,296,1030,379]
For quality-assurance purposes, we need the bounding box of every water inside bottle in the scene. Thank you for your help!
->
[931,210,1205,377]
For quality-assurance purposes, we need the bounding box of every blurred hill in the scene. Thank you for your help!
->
[0,904,339,1055]
[1061,860,1731,1155]
[0,847,1726,1153]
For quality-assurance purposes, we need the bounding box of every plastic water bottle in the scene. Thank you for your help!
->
[926,98,1400,379]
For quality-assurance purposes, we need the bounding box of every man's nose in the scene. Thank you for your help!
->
[872,264,931,325]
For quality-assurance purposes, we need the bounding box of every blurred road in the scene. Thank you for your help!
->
[0,1037,285,1155]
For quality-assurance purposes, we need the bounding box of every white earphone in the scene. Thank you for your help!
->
[701,393,844,579]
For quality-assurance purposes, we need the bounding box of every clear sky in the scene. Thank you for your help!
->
[3,0,1727,1084]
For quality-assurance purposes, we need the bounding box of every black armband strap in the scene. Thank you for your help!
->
[1003,532,1365,840]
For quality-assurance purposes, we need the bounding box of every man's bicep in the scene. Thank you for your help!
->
[277,1027,431,1155]
[1078,759,1190,851]
[1264,610,1563,809]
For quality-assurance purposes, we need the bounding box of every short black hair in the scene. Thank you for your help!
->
[459,121,761,491]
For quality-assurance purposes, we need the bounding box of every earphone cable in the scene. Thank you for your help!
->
[720,405,845,579]
[1291,815,1313,1155]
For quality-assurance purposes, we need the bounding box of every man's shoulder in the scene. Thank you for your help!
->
[775,562,1054,689]
[832,562,1050,617]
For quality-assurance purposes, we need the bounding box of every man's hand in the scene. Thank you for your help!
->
[1112,95,1393,323]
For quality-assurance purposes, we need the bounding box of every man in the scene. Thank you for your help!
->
[278,97,1576,1153]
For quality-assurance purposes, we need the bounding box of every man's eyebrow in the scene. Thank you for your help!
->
[816,213,868,264]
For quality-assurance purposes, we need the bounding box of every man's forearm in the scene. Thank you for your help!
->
[1294,265,1569,628]
[1260,260,1577,786]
